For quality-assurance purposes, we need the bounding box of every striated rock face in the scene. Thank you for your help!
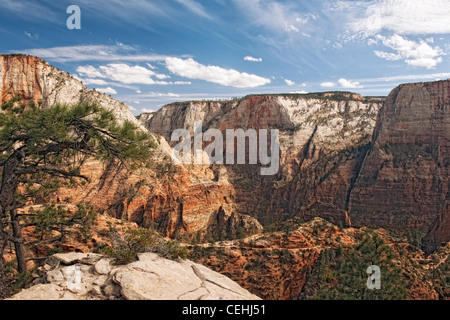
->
[349,80,450,231]
[53,159,263,240]
[8,252,260,300]
[2,54,448,251]
[142,93,382,156]
[141,93,384,226]
[142,83,449,247]
[423,200,450,253]
[0,54,142,128]
[137,112,154,125]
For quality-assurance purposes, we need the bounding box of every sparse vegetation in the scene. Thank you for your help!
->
[100,227,189,264]
[0,97,155,297]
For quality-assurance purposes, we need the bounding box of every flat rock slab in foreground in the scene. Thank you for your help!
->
[8,252,260,300]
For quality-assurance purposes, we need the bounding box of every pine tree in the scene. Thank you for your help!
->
[0,98,155,296]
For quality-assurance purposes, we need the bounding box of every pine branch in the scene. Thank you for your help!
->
[16,165,88,181]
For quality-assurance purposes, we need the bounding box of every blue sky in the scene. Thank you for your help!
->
[1,0,450,114]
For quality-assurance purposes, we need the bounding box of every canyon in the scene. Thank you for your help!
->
[1,54,449,299]
[141,82,449,250]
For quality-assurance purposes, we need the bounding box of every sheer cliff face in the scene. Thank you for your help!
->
[142,94,382,157]
[423,201,450,254]
[0,55,140,128]
[142,84,449,249]
[349,80,450,232]
[141,94,384,225]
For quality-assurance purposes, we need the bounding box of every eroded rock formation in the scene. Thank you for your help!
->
[141,93,384,225]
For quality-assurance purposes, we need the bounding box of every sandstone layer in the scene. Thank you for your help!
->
[141,82,449,250]
[55,159,263,240]
[349,81,449,233]
[8,252,260,300]
[0,54,142,128]
[141,93,384,226]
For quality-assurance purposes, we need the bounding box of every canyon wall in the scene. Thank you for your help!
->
[349,80,449,232]
[0,54,262,241]
[142,84,449,249]
[1,54,448,252]
[141,93,384,225]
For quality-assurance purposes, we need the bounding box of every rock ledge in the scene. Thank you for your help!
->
[8,253,260,300]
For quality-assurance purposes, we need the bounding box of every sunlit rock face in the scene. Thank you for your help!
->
[349,80,449,232]
[141,93,384,228]
[0,54,141,128]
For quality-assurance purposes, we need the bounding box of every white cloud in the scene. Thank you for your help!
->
[96,87,117,95]
[284,79,295,86]
[155,73,170,80]
[18,44,168,63]
[141,108,157,113]
[320,82,337,88]
[321,79,362,89]
[136,90,142,94]
[338,78,363,89]
[373,34,445,69]
[290,91,309,94]
[99,64,169,84]
[77,65,106,79]
[244,56,263,62]
[285,25,300,33]
[232,0,315,35]
[76,64,173,85]
[343,0,450,38]
[24,31,39,39]
[165,57,271,88]
[174,81,192,85]
[79,78,109,86]
[358,72,450,83]
[146,92,181,98]
[335,1,450,69]
[174,0,211,19]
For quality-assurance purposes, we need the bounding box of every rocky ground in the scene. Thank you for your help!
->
[7,252,260,300]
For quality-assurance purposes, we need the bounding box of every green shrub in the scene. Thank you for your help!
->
[100,227,189,264]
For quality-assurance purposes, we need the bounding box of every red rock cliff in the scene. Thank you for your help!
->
[0,54,141,127]
[349,80,449,232]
